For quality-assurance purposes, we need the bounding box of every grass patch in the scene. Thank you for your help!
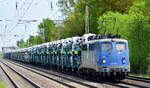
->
[129,73,150,79]
[148,65,150,72]
[0,82,4,88]
[0,52,3,58]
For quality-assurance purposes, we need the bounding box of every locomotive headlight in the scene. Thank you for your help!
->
[123,59,126,63]
[102,56,106,64]
[122,57,126,64]
[102,59,106,64]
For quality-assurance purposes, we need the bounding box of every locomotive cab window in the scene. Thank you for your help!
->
[101,42,112,51]
[116,42,126,51]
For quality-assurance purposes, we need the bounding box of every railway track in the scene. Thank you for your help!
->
[127,75,150,83]
[3,59,150,88]
[0,62,40,88]
[0,59,103,88]
[121,76,150,88]
[0,61,78,88]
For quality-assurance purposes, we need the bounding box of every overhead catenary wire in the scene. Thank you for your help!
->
[20,0,34,19]
[3,0,34,46]
[2,0,62,47]
[18,0,28,11]
[6,0,34,36]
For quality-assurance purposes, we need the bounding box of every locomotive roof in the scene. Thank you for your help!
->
[82,38,128,44]
[99,39,127,42]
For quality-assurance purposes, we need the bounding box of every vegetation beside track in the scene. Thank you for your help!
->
[0,82,4,88]
[0,52,3,58]
[129,73,150,79]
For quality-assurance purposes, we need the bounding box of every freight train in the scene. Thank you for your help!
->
[3,33,130,80]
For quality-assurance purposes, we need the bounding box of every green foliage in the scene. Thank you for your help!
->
[58,0,135,37]
[0,82,4,88]
[129,15,150,73]
[128,0,150,73]
[28,35,43,46]
[98,11,132,39]
[129,73,150,79]
[62,12,85,37]
[17,35,43,48]
[129,0,150,16]
[101,0,135,13]
[38,18,56,42]
[0,52,3,58]
[58,0,102,37]
[28,36,35,46]
[17,39,27,48]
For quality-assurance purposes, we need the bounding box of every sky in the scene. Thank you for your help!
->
[0,0,63,51]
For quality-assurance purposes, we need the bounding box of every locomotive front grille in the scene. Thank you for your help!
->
[98,66,129,72]
[110,68,128,72]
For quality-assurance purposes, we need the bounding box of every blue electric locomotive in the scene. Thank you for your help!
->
[79,34,130,79]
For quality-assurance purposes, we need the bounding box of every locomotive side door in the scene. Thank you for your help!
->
[80,42,97,70]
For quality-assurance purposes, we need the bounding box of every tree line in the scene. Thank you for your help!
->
[17,0,150,74]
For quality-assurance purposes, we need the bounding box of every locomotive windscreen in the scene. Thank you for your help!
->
[116,42,126,51]
[101,42,112,51]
